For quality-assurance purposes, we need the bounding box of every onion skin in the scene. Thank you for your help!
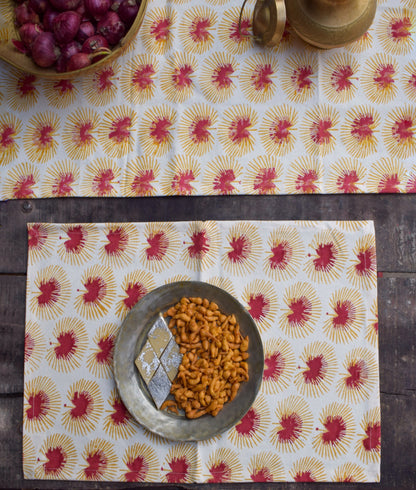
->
[28,0,47,14]
[18,22,43,49]
[31,31,60,67]
[48,0,81,12]
[66,51,92,70]
[53,11,81,44]
[84,0,110,20]
[76,21,95,43]
[42,8,59,31]
[117,0,138,27]
[81,34,109,53]
[97,11,125,45]
[14,2,39,26]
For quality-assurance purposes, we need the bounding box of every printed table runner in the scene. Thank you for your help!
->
[0,1,416,198]
[23,220,380,483]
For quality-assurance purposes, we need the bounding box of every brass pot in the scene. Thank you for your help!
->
[285,0,377,48]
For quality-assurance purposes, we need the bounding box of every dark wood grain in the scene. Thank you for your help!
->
[0,195,415,490]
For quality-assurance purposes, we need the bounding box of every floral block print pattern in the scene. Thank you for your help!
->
[0,1,416,198]
[23,220,380,482]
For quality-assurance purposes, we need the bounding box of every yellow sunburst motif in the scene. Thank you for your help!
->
[160,52,197,103]
[198,433,222,447]
[326,158,366,194]
[206,0,230,5]
[240,53,278,103]
[221,222,262,276]
[99,106,137,158]
[206,276,236,297]
[35,434,77,480]
[281,53,318,103]
[140,222,181,273]
[300,104,339,157]
[361,53,398,104]
[0,113,22,166]
[22,435,36,479]
[218,105,257,157]
[103,389,138,440]
[376,7,415,56]
[242,156,282,195]
[29,265,70,320]
[335,220,370,232]
[180,221,220,270]
[367,157,406,193]
[218,7,254,55]
[366,299,379,347]
[98,223,140,268]
[304,229,348,284]
[337,347,378,404]
[3,68,40,111]
[228,395,270,448]
[312,402,355,459]
[27,222,57,264]
[142,427,172,446]
[260,105,298,156]
[24,320,45,375]
[62,108,100,160]
[138,105,177,157]
[57,223,99,265]
[355,407,381,464]
[62,379,104,435]
[162,443,200,483]
[204,448,243,482]
[120,54,159,104]
[289,456,327,482]
[141,7,177,54]
[247,451,285,482]
[402,60,416,102]
[43,78,79,109]
[79,158,121,197]
[199,52,238,103]
[346,234,377,290]
[2,162,40,200]
[241,279,278,333]
[402,0,416,7]
[332,462,367,482]
[74,265,116,320]
[23,112,60,163]
[121,155,160,197]
[86,323,119,377]
[323,288,365,343]
[200,156,243,195]
[383,105,416,159]
[178,104,218,157]
[322,53,359,103]
[341,105,380,159]
[160,155,200,196]
[120,443,160,482]
[285,156,323,195]
[24,376,60,432]
[279,282,322,338]
[270,395,313,453]
[406,163,416,191]
[179,6,217,54]
[115,270,156,319]
[294,341,337,397]
[82,63,120,106]
[261,338,296,394]
[41,160,80,198]
[46,317,88,373]
[78,438,118,481]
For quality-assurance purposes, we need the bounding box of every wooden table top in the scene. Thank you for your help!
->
[1,194,415,489]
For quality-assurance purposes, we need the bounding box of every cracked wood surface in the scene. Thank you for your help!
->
[1,195,415,489]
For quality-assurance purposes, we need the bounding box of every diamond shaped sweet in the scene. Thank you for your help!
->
[147,364,172,409]
[135,340,160,384]
[147,314,172,357]
[160,337,182,382]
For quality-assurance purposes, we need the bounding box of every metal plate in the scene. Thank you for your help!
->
[113,281,264,441]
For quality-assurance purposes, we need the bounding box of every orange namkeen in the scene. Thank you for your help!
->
[162,296,249,419]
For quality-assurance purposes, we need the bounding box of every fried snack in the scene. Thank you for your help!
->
[163,296,249,419]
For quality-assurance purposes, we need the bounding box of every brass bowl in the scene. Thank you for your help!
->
[0,0,148,79]
[285,0,377,49]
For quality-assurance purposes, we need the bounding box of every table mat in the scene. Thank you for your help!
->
[23,220,380,482]
[0,1,415,198]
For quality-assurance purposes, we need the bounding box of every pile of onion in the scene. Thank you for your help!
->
[13,0,141,72]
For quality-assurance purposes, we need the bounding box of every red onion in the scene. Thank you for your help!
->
[110,0,122,11]
[66,52,92,70]
[56,40,81,71]
[28,0,47,14]
[117,0,138,27]
[19,22,43,48]
[31,31,60,67]
[53,11,81,44]
[84,0,110,20]
[76,21,95,43]
[81,34,108,53]
[97,11,125,45]
[14,2,39,25]
[12,39,29,54]
[42,8,59,31]
[49,0,81,12]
